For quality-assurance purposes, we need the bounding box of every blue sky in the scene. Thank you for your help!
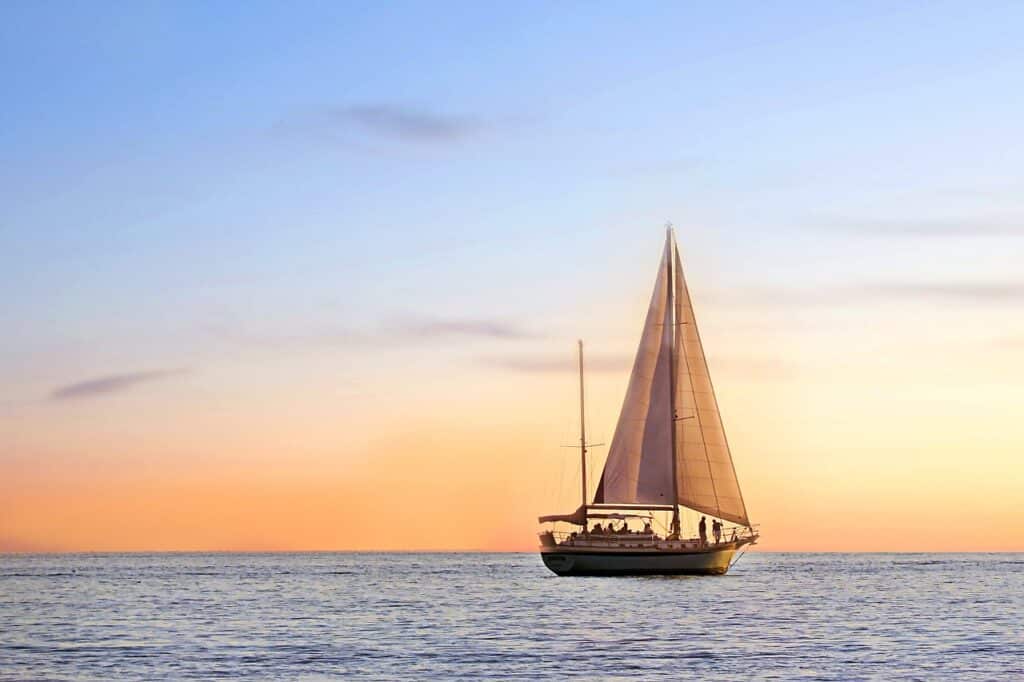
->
[1,1,1022,404]
[3,1,1023,396]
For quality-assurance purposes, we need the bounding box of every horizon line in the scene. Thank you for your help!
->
[2,549,1021,555]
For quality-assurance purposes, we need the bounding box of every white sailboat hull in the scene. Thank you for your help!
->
[539,541,744,576]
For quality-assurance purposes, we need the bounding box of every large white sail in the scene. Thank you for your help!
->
[595,231,751,527]
[673,247,750,527]
[594,239,675,505]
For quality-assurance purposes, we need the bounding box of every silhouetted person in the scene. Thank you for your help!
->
[698,516,708,546]
[712,519,722,544]
[643,521,653,535]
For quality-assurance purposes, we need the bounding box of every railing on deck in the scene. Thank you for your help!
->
[540,525,758,548]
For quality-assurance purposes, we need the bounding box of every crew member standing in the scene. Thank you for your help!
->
[698,516,707,546]
[712,519,722,544]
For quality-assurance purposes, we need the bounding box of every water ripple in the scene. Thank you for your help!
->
[0,552,1021,680]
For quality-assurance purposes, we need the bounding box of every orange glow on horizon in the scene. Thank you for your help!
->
[3,295,1023,554]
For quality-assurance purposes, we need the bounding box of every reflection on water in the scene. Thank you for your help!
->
[1,553,1021,679]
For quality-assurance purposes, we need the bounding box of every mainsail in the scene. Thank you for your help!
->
[595,230,751,527]
[593,239,675,505]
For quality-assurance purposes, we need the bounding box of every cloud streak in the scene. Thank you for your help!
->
[713,282,1024,307]
[50,369,188,401]
[822,217,1023,237]
[862,283,1024,302]
[393,317,532,341]
[480,353,632,373]
[330,105,482,143]
[207,315,533,350]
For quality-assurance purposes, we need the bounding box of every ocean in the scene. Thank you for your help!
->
[1,552,1020,680]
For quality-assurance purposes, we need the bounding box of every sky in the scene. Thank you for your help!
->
[2,1,1023,552]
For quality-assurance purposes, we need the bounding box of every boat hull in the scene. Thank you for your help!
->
[540,544,737,576]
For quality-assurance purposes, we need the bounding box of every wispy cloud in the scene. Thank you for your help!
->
[331,105,482,143]
[50,369,188,401]
[392,317,532,341]
[273,104,526,157]
[713,282,1024,307]
[207,315,533,350]
[862,283,1024,302]
[480,353,632,373]
[820,217,1023,237]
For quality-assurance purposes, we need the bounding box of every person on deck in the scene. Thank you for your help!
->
[643,521,653,535]
[712,519,722,544]
[591,523,603,534]
[698,516,708,546]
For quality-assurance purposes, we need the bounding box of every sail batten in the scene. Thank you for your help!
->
[595,230,751,528]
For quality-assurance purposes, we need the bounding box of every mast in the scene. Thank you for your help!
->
[578,339,588,514]
[666,227,682,538]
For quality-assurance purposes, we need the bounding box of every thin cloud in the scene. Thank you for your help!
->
[331,105,482,143]
[480,353,632,373]
[50,369,188,401]
[206,315,533,349]
[713,282,1024,307]
[862,283,1024,303]
[822,217,1023,237]
[390,317,532,340]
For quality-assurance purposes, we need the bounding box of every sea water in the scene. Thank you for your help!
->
[1,553,1020,680]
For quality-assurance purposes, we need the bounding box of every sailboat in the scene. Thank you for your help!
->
[538,228,758,576]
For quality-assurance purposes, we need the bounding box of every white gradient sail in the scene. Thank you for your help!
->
[595,232,751,527]
[594,239,675,505]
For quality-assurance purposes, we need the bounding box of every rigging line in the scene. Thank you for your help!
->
[729,545,751,570]
[678,245,750,526]
[555,442,565,509]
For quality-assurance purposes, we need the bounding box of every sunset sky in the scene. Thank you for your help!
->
[2,2,1023,552]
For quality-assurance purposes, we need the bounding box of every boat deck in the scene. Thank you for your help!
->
[540,528,756,553]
